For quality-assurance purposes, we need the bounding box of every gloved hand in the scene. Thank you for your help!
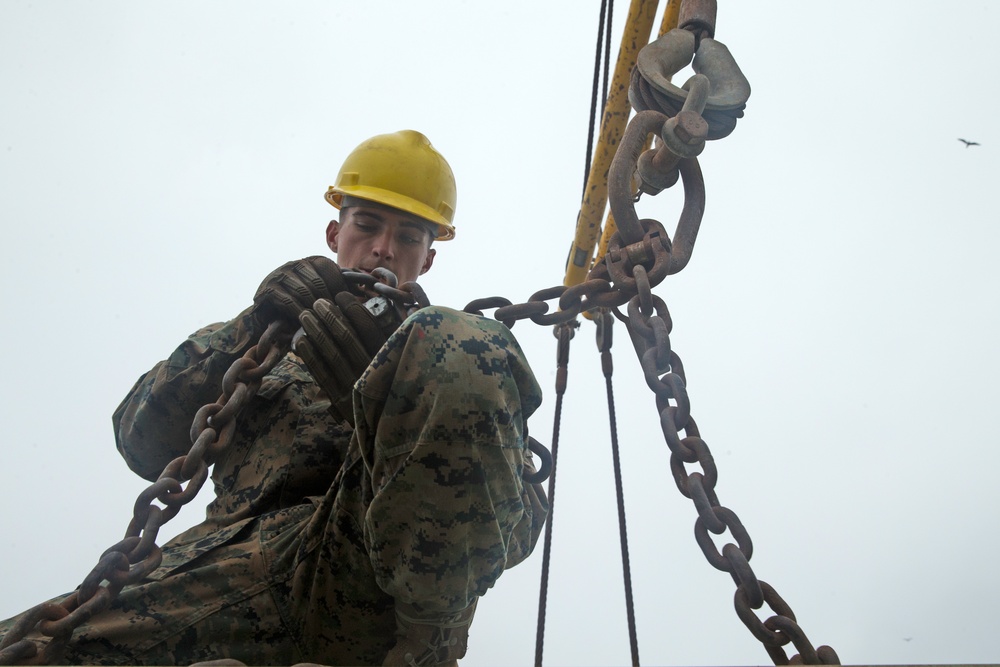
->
[381,600,477,666]
[294,291,404,425]
[252,256,350,326]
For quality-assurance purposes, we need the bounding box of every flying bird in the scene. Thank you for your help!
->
[958,138,981,147]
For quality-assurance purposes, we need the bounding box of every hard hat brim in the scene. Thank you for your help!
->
[326,185,456,241]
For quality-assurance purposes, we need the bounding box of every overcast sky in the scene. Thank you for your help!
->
[2,2,999,666]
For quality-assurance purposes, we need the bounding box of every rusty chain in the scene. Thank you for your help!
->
[461,7,834,661]
[617,263,840,665]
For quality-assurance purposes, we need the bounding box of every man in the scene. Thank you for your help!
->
[0,130,547,666]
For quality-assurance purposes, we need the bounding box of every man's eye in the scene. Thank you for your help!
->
[400,235,420,245]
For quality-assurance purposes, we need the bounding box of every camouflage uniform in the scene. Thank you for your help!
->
[0,305,546,665]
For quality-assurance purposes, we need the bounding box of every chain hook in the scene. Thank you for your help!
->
[635,27,750,114]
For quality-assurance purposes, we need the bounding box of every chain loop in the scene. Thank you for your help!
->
[340,270,430,314]
[765,616,819,665]
[734,581,795,645]
[723,543,763,609]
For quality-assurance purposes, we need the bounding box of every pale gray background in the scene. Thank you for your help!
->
[2,2,998,665]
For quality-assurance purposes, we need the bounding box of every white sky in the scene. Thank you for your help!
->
[2,2,999,666]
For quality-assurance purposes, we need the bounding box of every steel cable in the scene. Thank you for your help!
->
[599,313,640,666]
[533,323,573,667]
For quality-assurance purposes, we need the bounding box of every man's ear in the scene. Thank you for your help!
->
[326,219,340,253]
[419,248,436,276]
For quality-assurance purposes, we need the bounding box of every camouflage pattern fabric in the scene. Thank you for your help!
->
[0,305,546,666]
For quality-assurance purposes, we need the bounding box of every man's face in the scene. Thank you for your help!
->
[326,203,436,285]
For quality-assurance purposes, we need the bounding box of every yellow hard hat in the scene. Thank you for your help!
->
[325,130,457,241]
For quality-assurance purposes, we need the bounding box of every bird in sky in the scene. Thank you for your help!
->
[958,138,981,147]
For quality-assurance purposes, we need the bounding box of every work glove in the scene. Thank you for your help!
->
[382,600,477,666]
[294,291,404,425]
[252,256,350,327]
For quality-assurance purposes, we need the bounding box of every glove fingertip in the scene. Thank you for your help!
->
[291,331,312,358]
[297,312,334,348]
[313,259,349,293]
[297,308,320,329]
[312,297,336,314]
[333,290,359,310]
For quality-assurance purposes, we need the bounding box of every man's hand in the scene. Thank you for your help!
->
[253,256,350,326]
[294,292,403,424]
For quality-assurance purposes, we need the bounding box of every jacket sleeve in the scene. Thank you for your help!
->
[352,306,547,615]
[112,306,262,481]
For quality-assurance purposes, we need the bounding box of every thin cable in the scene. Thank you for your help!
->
[582,0,610,200]
[602,0,614,111]
[534,323,573,667]
[599,313,640,666]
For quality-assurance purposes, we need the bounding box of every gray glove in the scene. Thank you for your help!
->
[381,600,477,666]
[252,256,350,326]
[294,292,403,424]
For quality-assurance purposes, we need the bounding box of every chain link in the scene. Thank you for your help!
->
[341,270,430,316]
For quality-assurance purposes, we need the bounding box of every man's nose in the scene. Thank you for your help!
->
[371,230,394,259]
